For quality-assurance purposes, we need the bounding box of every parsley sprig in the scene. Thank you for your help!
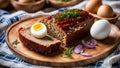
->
[63,47,73,58]
[12,39,20,45]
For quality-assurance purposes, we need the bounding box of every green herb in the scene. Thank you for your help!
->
[47,37,53,41]
[53,10,81,23]
[77,16,81,19]
[63,47,73,58]
[56,0,71,2]
[56,10,80,19]
[12,39,20,45]
[52,18,56,23]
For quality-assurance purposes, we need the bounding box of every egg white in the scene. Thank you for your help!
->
[30,23,47,38]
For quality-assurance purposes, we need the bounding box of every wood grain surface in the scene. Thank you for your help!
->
[5,15,120,67]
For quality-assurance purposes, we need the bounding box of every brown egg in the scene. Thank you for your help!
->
[85,0,102,14]
[19,0,35,3]
[97,4,114,18]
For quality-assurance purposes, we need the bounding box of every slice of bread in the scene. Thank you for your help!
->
[19,28,61,54]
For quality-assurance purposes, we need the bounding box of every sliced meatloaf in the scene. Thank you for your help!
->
[40,9,94,46]
[19,28,61,54]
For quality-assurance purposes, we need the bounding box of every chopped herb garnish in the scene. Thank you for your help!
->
[56,10,80,19]
[53,10,81,23]
[63,47,73,58]
[56,0,71,2]
[52,18,56,23]
[12,39,20,45]
[47,37,53,41]
[77,16,81,19]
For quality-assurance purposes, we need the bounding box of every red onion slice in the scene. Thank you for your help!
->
[82,39,97,48]
[81,53,92,57]
[74,45,93,57]
[74,45,83,54]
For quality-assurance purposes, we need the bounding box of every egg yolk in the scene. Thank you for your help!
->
[33,23,43,31]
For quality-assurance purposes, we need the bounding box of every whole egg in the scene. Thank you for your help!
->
[90,20,111,40]
[85,0,102,13]
[97,4,114,18]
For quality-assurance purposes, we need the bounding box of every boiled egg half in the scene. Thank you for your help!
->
[30,22,47,38]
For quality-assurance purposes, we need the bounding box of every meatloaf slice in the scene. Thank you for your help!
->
[40,9,94,46]
[19,28,61,54]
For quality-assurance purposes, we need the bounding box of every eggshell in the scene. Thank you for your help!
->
[90,20,111,40]
[97,4,114,18]
[85,0,102,13]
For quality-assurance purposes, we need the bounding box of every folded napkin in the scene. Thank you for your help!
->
[0,1,120,68]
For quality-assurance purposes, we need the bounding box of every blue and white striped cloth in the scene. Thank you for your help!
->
[0,1,120,68]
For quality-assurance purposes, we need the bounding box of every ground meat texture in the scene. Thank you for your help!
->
[41,9,94,46]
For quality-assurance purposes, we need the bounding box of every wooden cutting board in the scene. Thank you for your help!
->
[5,15,120,67]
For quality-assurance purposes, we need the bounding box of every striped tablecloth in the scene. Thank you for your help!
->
[0,1,120,68]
